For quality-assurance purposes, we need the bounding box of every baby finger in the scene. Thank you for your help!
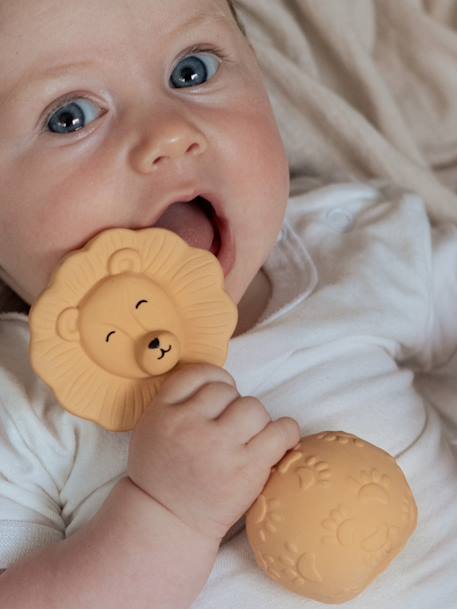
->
[186,381,240,419]
[245,416,301,467]
[215,396,272,444]
[158,362,237,406]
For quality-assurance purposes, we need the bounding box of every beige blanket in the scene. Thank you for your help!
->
[2,0,457,312]
[235,0,457,223]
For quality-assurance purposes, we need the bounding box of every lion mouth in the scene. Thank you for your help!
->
[157,345,172,360]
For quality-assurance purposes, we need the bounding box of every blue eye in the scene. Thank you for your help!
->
[170,52,221,89]
[47,98,103,134]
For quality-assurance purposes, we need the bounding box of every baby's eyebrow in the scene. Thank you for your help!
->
[17,61,94,90]
[0,11,232,102]
[0,60,94,107]
[172,11,231,39]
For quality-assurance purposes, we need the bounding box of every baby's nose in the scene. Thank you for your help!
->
[130,117,207,174]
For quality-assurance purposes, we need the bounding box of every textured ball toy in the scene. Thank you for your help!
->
[246,431,418,604]
[29,227,238,431]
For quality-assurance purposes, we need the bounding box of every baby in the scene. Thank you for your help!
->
[0,0,299,607]
[1,0,457,608]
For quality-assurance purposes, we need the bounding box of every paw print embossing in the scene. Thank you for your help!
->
[348,469,391,504]
[256,552,282,581]
[277,542,323,586]
[257,542,323,587]
[249,494,283,542]
[317,431,365,448]
[322,505,357,547]
[279,451,331,492]
[360,524,400,566]
[322,504,400,567]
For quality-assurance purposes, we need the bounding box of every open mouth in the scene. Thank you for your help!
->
[154,195,221,256]
[153,193,234,276]
[194,196,221,257]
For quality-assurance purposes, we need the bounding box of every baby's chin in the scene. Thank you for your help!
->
[230,266,272,336]
[223,269,254,306]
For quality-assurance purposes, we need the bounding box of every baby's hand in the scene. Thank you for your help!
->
[127,363,300,541]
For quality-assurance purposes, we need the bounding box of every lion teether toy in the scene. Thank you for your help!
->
[29,227,238,431]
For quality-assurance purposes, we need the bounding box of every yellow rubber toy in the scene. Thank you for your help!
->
[29,227,238,431]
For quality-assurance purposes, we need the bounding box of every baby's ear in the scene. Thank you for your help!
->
[108,248,142,275]
[56,307,80,342]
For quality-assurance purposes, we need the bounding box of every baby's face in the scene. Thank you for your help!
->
[0,0,289,306]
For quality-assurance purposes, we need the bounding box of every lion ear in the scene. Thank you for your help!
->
[56,307,80,342]
[108,248,142,275]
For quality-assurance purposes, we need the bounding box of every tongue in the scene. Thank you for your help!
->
[154,199,214,250]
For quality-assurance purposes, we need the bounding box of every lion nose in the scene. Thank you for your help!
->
[148,337,160,350]
[138,331,181,376]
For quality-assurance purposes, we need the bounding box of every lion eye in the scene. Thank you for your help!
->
[135,299,148,309]
[106,331,116,343]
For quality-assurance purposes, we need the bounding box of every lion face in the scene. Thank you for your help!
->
[57,274,184,379]
[29,228,237,431]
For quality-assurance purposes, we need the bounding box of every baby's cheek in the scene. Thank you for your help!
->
[243,107,289,203]
[236,106,289,200]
